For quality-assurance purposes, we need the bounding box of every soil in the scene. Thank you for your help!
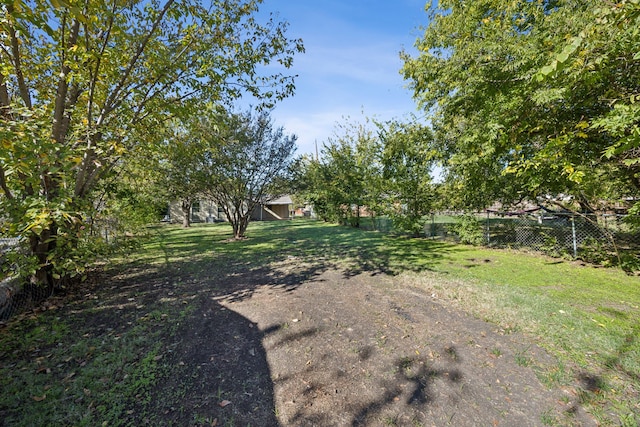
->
[3,250,599,426]
[141,250,600,426]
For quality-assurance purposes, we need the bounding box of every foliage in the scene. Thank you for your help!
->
[450,214,485,245]
[149,115,211,228]
[539,232,563,259]
[295,116,437,235]
[379,119,436,236]
[0,0,304,285]
[295,117,384,227]
[296,116,439,234]
[402,0,640,215]
[198,108,297,238]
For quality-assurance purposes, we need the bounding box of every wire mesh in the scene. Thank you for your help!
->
[484,212,639,262]
[423,211,639,268]
[1,238,55,322]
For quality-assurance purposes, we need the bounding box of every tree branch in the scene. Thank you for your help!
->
[87,0,116,128]
[98,0,176,122]
[0,165,14,200]
[52,13,81,143]
[6,4,32,109]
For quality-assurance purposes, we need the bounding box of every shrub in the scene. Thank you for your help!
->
[451,215,485,245]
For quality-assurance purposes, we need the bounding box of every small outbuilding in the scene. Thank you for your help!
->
[251,195,294,221]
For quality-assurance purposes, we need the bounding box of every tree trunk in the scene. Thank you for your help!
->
[235,216,249,239]
[181,199,192,228]
[28,225,58,292]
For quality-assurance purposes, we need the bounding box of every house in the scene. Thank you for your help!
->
[167,199,224,224]
[167,195,294,224]
[251,195,294,221]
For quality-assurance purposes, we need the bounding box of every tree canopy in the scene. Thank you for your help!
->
[0,0,304,285]
[380,120,436,236]
[295,117,436,234]
[197,109,297,239]
[402,0,640,215]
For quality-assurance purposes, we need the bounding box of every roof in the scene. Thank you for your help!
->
[264,195,293,205]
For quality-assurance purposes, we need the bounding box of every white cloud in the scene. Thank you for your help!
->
[274,102,419,157]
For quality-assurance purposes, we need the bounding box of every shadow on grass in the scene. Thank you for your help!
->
[0,220,475,425]
[604,321,640,382]
[146,297,279,426]
[89,220,466,425]
[142,220,468,282]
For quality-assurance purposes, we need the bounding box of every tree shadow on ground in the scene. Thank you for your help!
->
[350,356,464,426]
[143,220,470,282]
[84,253,331,426]
[604,321,640,383]
[0,235,332,425]
[0,220,607,425]
[144,297,279,426]
[84,222,480,425]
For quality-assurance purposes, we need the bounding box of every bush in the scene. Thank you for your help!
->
[451,215,485,245]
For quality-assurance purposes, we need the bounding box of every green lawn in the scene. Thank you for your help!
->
[148,219,637,425]
[1,219,638,425]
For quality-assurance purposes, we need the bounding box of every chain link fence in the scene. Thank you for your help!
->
[425,211,640,271]
[1,238,54,322]
[0,215,143,322]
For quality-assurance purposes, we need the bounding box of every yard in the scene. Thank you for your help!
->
[1,220,638,426]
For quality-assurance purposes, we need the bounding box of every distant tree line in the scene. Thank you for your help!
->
[293,117,439,237]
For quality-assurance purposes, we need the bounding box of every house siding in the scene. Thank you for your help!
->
[168,199,223,224]
[168,195,294,224]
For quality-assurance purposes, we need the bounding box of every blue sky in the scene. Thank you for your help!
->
[255,0,429,156]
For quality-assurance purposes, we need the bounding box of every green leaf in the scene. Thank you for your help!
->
[541,64,556,76]
[557,51,569,63]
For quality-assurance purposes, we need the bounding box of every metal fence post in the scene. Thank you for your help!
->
[485,210,490,245]
[430,213,435,238]
[571,215,578,258]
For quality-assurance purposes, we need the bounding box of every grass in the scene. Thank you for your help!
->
[133,219,640,424]
[1,219,639,425]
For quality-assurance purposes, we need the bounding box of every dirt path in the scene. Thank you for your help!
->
[212,266,595,426]
[4,250,598,426]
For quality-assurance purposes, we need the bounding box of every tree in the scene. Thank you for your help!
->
[199,109,296,239]
[535,0,640,223]
[401,0,639,213]
[379,120,436,236]
[292,155,338,222]
[295,117,438,235]
[152,119,209,228]
[0,0,304,286]
[297,118,383,227]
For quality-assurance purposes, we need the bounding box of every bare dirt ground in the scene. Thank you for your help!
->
[213,268,595,426]
[129,254,596,426]
[2,248,599,426]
